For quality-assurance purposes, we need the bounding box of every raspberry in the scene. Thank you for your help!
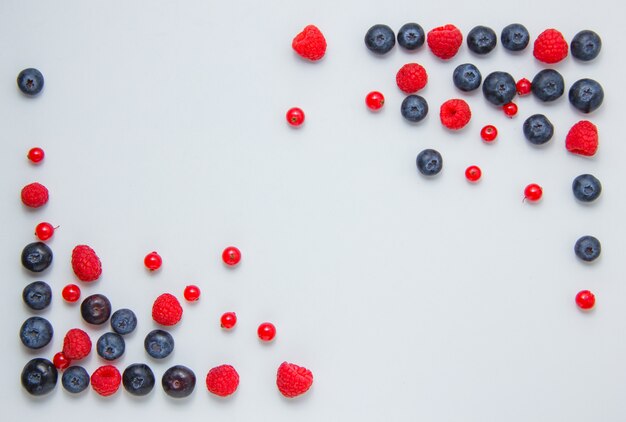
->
[276,362,313,398]
[292,25,327,61]
[206,364,239,397]
[439,99,471,130]
[62,328,92,360]
[566,120,598,157]
[427,24,463,60]
[21,182,49,208]
[152,293,183,326]
[395,63,428,94]
[71,245,102,282]
[91,365,121,397]
[533,29,568,64]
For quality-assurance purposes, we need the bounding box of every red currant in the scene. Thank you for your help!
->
[53,352,71,370]
[575,290,596,310]
[286,107,305,127]
[257,322,276,342]
[480,125,498,142]
[35,222,56,241]
[144,251,162,271]
[62,284,81,303]
[465,165,482,182]
[524,183,543,202]
[222,246,241,266]
[27,147,45,163]
[516,78,532,96]
[183,285,201,302]
[503,102,518,118]
[220,312,237,330]
[365,91,385,111]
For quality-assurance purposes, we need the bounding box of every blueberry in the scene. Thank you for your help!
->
[397,23,425,50]
[144,329,175,359]
[453,63,482,92]
[467,25,497,55]
[80,293,112,325]
[401,95,428,122]
[110,308,137,335]
[531,69,565,102]
[21,241,53,273]
[571,30,602,61]
[500,23,530,51]
[572,174,602,203]
[482,71,516,106]
[97,332,126,361]
[365,24,395,55]
[162,365,196,398]
[574,235,601,262]
[17,68,44,96]
[522,114,554,145]
[123,363,156,396]
[21,358,57,396]
[20,316,53,349]
[416,149,443,176]
[62,366,90,394]
[569,78,604,113]
[22,281,52,311]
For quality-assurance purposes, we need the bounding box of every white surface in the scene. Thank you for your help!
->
[2,0,626,420]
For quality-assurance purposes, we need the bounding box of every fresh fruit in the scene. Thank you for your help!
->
[397,23,425,50]
[110,308,137,335]
[523,114,554,145]
[531,69,565,102]
[467,25,497,54]
[524,184,543,202]
[502,102,518,118]
[276,362,313,398]
[220,312,237,329]
[365,91,385,111]
[71,244,102,282]
[96,332,126,361]
[427,24,463,59]
[80,293,112,325]
[396,63,428,93]
[62,365,90,394]
[480,125,498,142]
[400,95,429,123]
[465,165,482,182]
[439,99,471,130]
[20,316,54,349]
[53,352,71,370]
[152,293,183,326]
[286,107,305,127]
[500,23,530,51]
[27,147,45,163]
[222,246,242,266]
[292,25,327,61]
[162,365,196,398]
[572,174,602,203]
[22,280,52,311]
[452,63,482,92]
[533,28,568,63]
[17,68,44,96]
[569,78,604,113]
[574,235,601,262]
[206,364,239,397]
[571,30,602,61]
[35,222,55,241]
[21,358,57,396]
[183,285,201,302]
[416,149,443,176]
[257,322,277,342]
[575,290,596,310]
[63,328,92,360]
[144,251,162,271]
[482,71,516,106]
[565,120,598,156]
[91,365,122,396]
[21,182,49,208]
[62,284,81,302]
[123,363,156,396]
[516,78,532,96]
[364,24,396,55]
[21,241,53,272]
[144,329,175,359]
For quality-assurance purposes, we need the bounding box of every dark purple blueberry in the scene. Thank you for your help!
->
[80,294,112,325]
[22,281,52,311]
[123,363,155,396]
[21,358,58,396]
[20,316,53,349]
[21,242,53,273]
[162,365,196,398]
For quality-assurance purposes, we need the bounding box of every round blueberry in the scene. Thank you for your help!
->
[17,68,44,96]
[482,71,517,106]
[97,332,126,361]
[144,329,175,359]
[81,293,112,325]
[416,149,443,176]
[123,363,156,396]
[22,281,52,311]
[453,63,482,92]
[401,95,428,123]
[574,236,601,262]
[569,78,604,113]
[365,24,396,55]
[397,23,425,50]
[572,174,602,203]
[110,308,137,335]
[571,30,602,61]
[523,114,554,145]
[62,366,90,394]
[20,316,53,349]
[500,23,530,51]
[21,358,57,396]
[531,69,565,102]
[467,25,497,55]
[162,365,196,398]
[21,241,53,273]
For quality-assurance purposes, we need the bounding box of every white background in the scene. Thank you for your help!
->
[1,0,625,420]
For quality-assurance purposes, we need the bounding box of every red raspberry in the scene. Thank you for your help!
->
[566,120,598,156]
[91,365,121,397]
[439,99,471,130]
[152,293,183,326]
[206,364,239,397]
[427,24,463,60]
[533,29,569,64]
[292,25,327,61]
[21,182,49,208]
[396,63,428,94]
[62,328,92,360]
[277,362,313,398]
[71,245,102,282]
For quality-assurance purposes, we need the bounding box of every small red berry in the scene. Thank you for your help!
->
[286,107,305,127]
[258,322,276,342]
[516,78,532,96]
[365,91,385,111]
[575,290,596,310]
[53,352,71,370]
[503,102,518,118]
[480,125,498,142]
[183,285,201,302]
[144,251,162,271]
[27,147,45,163]
[222,246,241,266]
[62,284,81,303]
[524,183,543,202]
[35,222,56,241]
[220,312,237,330]
[465,165,482,182]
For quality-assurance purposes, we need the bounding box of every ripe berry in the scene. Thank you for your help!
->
[21,182,49,208]
[416,149,443,176]
[144,329,175,359]
[62,284,81,303]
[110,308,137,335]
[183,285,201,302]
[258,322,277,342]
[396,63,428,94]
[20,316,54,349]
[502,102,518,118]
[572,174,602,203]
[91,365,122,396]
[516,78,532,96]
[206,364,240,397]
[21,358,57,396]
[571,30,602,61]
[35,222,55,241]
[364,24,396,55]
[480,125,498,142]
[365,91,385,111]
[53,352,71,370]
[401,95,429,123]
[523,114,554,145]
[440,99,471,130]
[574,235,601,262]
[286,107,305,127]
[152,293,183,326]
[62,366,90,394]
[23,281,52,311]
[144,251,162,271]
[500,23,530,51]
[291,25,327,61]
[276,362,314,398]
[81,293,112,325]
[27,147,45,163]
[397,23,425,50]
[452,63,482,92]
[162,365,196,398]
[220,312,237,330]
[123,363,156,396]
[465,165,482,182]
[467,25,497,55]
[17,68,44,96]
[524,184,543,202]
[427,24,463,59]
[566,120,599,157]
[222,246,241,266]
[532,69,565,102]
[575,290,595,310]
[569,78,604,113]
[482,71,517,106]
[533,28,569,64]
[96,332,126,361]
[21,242,53,273]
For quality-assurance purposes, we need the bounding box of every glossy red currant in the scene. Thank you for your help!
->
[465,165,482,182]
[183,285,201,302]
[480,125,498,142]
[27,147,45,163]
[222,246,241,266]
[62,284,81,303]
[286,107,305,127]
[53,352,71,370]
[257,322,276,342]
[575,290,596,310]
[35,222,56,241]
[220,312,237,330]
[503,102,518,118]
[144,251,162,271]
[365,91,385,111]
[516,78,532,96]
[524,183,543,202]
